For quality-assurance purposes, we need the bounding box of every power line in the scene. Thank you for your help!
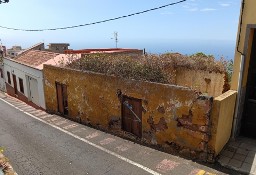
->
[0,0,9,4]
[0,0,187,32]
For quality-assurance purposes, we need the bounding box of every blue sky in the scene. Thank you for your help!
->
[0,0,241,59]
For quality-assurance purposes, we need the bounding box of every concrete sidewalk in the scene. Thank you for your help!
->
[0,91,237,175]
[218,137,256,175]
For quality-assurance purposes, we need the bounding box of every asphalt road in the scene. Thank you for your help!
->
[0,99,158,175]
[0,94,229,175]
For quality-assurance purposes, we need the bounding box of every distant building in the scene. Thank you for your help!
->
[17,43,45,57]
[2,46,7,57]
[0,45,7,58]
[6,42,70,59]
[7,46,24,58]
[47,43,70,53]
[0,44,7,92]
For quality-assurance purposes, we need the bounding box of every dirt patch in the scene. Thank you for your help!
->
[0,148,16,175]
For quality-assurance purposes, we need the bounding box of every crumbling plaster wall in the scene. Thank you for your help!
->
[44,65,216,161]
[175,68,226,97]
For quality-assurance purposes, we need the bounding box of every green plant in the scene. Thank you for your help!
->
[0,147,4,153]
[226,59,234,83]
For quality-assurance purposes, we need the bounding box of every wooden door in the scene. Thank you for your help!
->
[56,82,68,115]
[56,83,64,114]
[12,74,17,95]
[122,96,142,137]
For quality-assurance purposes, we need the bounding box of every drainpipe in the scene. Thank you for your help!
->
[231,0,245,139]
[232,54,245,138]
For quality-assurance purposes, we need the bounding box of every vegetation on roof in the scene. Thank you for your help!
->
[65,52,230,84]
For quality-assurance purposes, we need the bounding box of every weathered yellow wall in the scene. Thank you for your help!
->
[175,68,225,97]
[209,90,237,156]
[44,64,215,161]
[231,0,256,90]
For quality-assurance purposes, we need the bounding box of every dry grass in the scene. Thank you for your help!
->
[66,52,227,84]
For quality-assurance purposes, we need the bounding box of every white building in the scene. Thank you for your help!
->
[3,50,60,109]
[3,49,79,109]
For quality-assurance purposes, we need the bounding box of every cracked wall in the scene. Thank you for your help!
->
[43,64,216,161]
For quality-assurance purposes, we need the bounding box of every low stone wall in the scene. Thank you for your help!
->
[44,65,215,161]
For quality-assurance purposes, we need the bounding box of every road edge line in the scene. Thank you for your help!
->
[0,98,162,175]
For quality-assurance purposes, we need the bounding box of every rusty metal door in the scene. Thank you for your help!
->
[122,96,142,137]
[56,82,68,115]
[12,74,17,95]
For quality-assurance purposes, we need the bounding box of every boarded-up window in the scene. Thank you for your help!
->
[19,78,24,94]
[0,68,3,78]
[7,71,11,84]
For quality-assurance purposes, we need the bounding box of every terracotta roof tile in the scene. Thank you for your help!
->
[15,50,59,67]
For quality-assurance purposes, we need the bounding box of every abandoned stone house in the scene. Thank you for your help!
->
[41,50,233,162]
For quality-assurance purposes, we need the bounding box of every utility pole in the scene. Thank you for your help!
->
[111,32,118,48]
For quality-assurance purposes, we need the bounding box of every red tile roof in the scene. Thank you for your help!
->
[15,50,59,67]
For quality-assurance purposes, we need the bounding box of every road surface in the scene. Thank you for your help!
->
[0,93,229,175]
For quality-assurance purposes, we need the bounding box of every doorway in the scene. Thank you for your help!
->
[241,29,256,138]
[12,74,17,95]
[56,82,68,115]
[28,76,39,106]
[121,96,142,137]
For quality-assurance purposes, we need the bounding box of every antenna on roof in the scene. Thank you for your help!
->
[111,32,118,48]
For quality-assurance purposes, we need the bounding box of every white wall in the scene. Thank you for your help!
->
[3,58,46,109]
[0,64,6,92]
